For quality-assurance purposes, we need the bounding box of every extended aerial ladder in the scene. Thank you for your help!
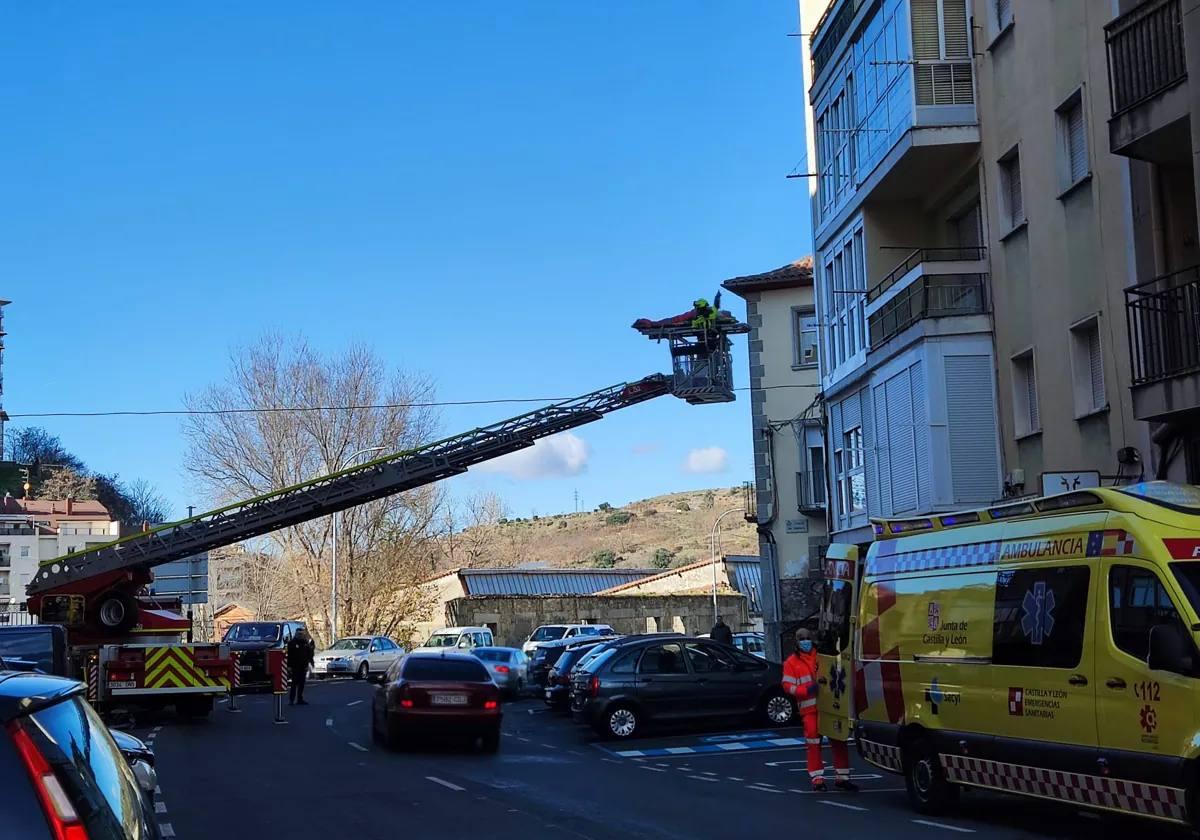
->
[26,306,749,648]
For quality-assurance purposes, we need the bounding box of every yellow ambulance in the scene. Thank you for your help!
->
[816,481,1200,825]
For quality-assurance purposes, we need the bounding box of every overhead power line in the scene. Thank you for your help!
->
[8,384,816,419]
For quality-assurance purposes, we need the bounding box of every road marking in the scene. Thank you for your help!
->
[326,718,333,727]
[701,771,718,776]
[639,766,667,773]
[818,800,868,812]
[611,736,806,758]
[746,784,783,794]
[154,801,167,814]
[689,775,720,783]
[154,786,161,795]
[160,825,175,838]
[153,726,163,733]
[347,700,363,707]
[568,750,584,756]
[426,776,466,792]
[656,763,670,768]
[540,743,557,750]
[728,776,744,782]
[348,742,368,752]
[601,758,622,764]
[912,820,974,834]
[789,788,906,795]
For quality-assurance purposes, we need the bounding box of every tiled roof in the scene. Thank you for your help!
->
[458,568,658,597]
[722,257,814,294]
[4,498,111,519]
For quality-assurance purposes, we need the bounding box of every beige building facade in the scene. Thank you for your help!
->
[974,0,1152,494]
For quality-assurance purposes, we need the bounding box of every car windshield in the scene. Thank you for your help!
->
[404,658,490,681]
[530,626,568,642]
[224,623,282,642]
[328,638,370,651]
[423,633,461,648]
[473,649,509,662]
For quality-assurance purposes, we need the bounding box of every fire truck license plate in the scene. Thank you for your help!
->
[431,694,468,706]
[109,681,137,689]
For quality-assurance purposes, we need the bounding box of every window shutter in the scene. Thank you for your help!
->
[1025,358,1040,431]
[1088,326,1105,410]
[1068,102,1087,183]
[942,0,969,59]
[911,0,941,60]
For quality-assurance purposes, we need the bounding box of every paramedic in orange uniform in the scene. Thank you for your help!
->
[782,628,856,792]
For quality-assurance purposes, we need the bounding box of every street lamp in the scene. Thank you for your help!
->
[330,446,386,641]
[710,507,743,626]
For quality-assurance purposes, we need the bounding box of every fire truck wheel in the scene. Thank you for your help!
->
[178,697,214,720]
[96,591,139,634]
[903,736,958,815]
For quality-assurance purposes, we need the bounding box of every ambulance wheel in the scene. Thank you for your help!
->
[903,737,958,815]
[96,591,139,634]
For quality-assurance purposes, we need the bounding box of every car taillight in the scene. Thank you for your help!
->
[589,675,600,698]
[483,699,498,710]
[495,665,510,674]
[7,722,88,840]
[398,683,414,709]
[400,699,414,708]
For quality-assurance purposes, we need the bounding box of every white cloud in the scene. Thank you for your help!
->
[475,432,590,480]
[683,446,729,474]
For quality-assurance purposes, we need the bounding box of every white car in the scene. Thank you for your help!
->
[521,623,615,656]
[312,636,404,680]
[413,626,494,652]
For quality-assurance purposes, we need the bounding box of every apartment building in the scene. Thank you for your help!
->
[723,259,828,659]
[971,0,1152,496]
[801,0,1004,545]
[0,498,120,609]
[1106,0,1200,482]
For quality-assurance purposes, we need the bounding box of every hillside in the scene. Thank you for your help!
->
[446,487,758,571]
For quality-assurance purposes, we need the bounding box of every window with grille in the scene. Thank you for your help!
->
[1056,89,1089,192]
[999,149,1024,232]
[1070,317,1106,417]
[1011,350,1040,437]
[911,0,974,106]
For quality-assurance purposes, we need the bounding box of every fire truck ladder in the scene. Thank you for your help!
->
[27,374,672,601]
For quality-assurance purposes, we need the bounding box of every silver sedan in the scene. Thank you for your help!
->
[312,635,405,680]
[472,647,528,697]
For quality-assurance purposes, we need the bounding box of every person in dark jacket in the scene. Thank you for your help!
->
[287,628,316,705]
[709,615,734,646]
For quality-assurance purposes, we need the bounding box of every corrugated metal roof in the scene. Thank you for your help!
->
[725,556,763,616]
[459,568,658,597]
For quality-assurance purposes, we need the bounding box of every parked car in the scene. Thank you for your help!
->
[0,670,162,839]
[313,635,405,680]
[222,620,307,692]
[528,635,619,688]
[371,652,502,752]
[543,640,607,711]
[521,623,616,656]
[110,729,158,795]
[572,635,794,739]
[414,626,494,652]
[732,632,768,659]
[471,647,528,697]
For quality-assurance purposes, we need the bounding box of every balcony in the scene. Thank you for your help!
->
[1106,0,1191,161]
[869,274,989,350]
[1125,265,1200,419]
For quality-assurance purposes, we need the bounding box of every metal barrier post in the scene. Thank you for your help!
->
[268,649,289,725]
[227,651,241,713]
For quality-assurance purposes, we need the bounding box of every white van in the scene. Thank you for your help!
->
[521,623,616,656]
[414,626,494,652]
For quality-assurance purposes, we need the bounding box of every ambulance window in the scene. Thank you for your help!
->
[1110,566,1188,662]
[817,579,853,657]
[992,566,1090,668]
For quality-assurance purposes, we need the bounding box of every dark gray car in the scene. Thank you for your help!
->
[572,636,794,739]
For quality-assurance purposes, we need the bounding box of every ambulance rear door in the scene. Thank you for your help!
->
[817,544,858,741]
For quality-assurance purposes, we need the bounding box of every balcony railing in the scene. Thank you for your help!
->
[869,274,989,349]
[1126,265,1200,386]
[1106,0,1186,117]
[868,247,988,303]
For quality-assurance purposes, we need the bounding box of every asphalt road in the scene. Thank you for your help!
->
[130,680,1189,839]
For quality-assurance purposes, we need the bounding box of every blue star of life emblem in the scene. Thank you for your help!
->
[1021,581,1056,645]
[830,663,846,699]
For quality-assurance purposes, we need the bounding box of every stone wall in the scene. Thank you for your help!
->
[444,593,748,648]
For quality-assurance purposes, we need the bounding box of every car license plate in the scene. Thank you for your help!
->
[239,665,253,672]
[108,680,137,689]
[431,694,468,706]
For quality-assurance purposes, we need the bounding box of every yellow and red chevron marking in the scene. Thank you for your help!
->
[144,646,228,690]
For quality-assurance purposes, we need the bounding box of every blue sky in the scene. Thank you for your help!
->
[0,3,811,521]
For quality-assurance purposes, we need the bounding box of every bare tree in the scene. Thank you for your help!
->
[34,467,98,501]
[122,478,172,525]
[182,335,442,645]
[433,490,508,569]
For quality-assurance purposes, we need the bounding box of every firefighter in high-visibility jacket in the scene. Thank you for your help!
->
[782,628,857,792]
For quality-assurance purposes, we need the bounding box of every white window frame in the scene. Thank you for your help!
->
[997,145,1026,237]
[1056,87,1090,196]
[792,307,820,369]
[1011,348,1041,439]
[1069,315,1108,419]
[837,426,866,516]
